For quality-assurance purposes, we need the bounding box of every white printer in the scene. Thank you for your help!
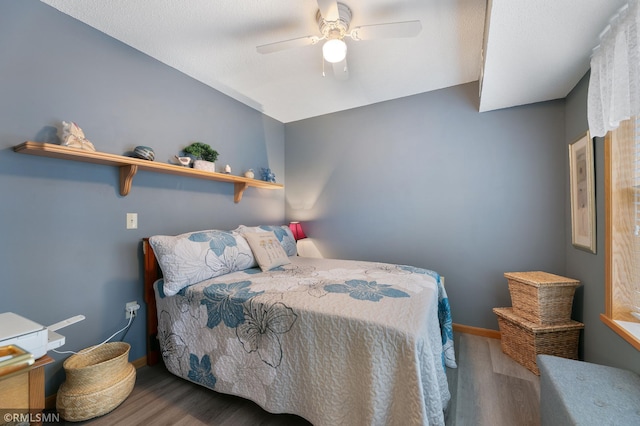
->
[0,312,83,359]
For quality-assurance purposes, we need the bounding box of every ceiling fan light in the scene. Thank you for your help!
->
[323,39,347,63]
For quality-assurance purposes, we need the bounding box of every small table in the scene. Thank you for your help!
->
[0,355,54,425]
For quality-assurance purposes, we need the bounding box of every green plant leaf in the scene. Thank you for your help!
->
[184,142,219,163]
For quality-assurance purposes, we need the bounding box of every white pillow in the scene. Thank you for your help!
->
[234,225,297,256]
[243,231,291,272]
[149,230,255,296]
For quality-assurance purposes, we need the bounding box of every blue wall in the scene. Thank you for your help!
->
[285,83,567,330]
[565,73,639,374]
[0,1,285,395]
[283,70,639,374]
[3,0,636,400]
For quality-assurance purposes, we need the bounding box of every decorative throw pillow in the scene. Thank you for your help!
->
[234,225,297,256]
[149,230,255,296]
[243,231,291,272]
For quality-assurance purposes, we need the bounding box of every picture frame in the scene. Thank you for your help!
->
[569,131,596,253]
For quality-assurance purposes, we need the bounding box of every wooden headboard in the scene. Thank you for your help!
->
[142,238,161,366]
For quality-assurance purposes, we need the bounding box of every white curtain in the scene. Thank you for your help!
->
[588,1,640,138]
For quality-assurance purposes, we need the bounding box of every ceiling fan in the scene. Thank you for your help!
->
[256,0,422,80]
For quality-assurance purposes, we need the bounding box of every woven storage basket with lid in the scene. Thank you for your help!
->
[56,342,135,422]
[493,307,583,375]
[504,271,580,324]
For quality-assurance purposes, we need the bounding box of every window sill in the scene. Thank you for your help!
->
[600,314,640,351]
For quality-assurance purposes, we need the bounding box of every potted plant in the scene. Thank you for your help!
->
[183,142,219,172]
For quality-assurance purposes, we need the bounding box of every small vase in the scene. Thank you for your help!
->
[193,160,216,172]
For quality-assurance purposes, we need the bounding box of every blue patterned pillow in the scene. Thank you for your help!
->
[234,225,297,256]
[149,230,255,296]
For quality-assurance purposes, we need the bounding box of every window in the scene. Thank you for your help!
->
[602,117,640,350]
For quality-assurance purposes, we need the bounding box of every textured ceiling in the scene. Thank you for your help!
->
[479,0,628,112]
[41,0,627,123]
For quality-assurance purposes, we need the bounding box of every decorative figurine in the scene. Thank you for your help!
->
[261,168,276,183]
[59,121,96,152]
[244,169,255,179]
[224,164,231,174]
[174,156,191,167]
[133,145,155,161]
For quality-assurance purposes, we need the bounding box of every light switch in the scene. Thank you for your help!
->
[126,213,138,229]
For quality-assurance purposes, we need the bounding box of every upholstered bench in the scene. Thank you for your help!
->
[537,354,640,425]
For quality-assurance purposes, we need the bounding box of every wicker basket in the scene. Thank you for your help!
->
[494,307,583,375]
[504,271,580,324]
[56,342,136,422]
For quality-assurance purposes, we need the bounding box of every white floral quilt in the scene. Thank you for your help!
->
[154,256,456,426]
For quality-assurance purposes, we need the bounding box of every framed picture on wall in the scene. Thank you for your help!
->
[569,131,596,253]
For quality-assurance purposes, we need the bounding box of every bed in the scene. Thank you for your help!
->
[142,226,456,426]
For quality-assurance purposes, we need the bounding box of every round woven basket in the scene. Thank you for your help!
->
[56,342,136,422]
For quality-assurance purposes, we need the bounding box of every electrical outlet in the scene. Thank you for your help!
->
[126,213,138,229]
[125,301,140,319]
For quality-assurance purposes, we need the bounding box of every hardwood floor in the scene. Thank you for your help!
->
[72,366,311,426]
[448,333,540,426]
[52,332,539,426]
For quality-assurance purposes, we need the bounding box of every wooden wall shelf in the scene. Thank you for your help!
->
[13,142,283,203]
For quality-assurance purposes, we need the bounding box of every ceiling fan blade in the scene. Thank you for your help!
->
[349,20,422,41]
[256,35,319,54]
[332,58,349,80]
[317,0,339,21]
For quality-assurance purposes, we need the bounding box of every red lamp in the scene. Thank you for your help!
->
[289,221,307,241]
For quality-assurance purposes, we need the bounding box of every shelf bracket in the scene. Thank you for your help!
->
[234,182,249,203]
[120,164,138,196]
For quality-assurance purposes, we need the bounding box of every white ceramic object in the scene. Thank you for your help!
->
[174,156,191,167]
[244,169,255,179]
[193,160,216,172]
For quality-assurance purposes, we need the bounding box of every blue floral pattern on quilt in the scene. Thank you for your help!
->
[154,256,457,424]
[396,265,455,369]
[324,279,410,301]
[399,265,441,281]
[196,280,298,369]
[435,279,455,369]
[187,353,217,388]
[200,281,264,328]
